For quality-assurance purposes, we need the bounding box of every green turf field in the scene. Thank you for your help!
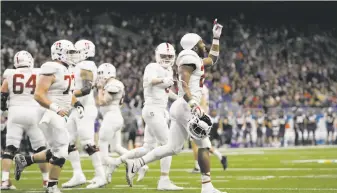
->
[4,146,337,193]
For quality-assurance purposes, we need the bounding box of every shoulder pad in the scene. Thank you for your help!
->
[146,63,158,69]
[32,68,41,75]
[40,62,59,74]
[104,81,124,93]
[3,69,15,79]
[77,61,97,72]
[176,50,201,67]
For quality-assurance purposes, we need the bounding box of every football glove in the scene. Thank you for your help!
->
[212,19,223,39]
[188,99,204,118]
[162,77,174,88]
[74,101,84,119]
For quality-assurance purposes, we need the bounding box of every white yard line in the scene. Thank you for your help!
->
[20,167,337,174]
[23,187,337,192]
[18,174,337,181]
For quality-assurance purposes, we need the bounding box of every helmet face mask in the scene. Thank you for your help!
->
[97,63,116,82]
[75,40,95,63]
[155,43,176,68]
[187,114,212,140]
[51,40,78,66]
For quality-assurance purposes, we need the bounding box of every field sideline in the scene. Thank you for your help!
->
[2,146,337,193]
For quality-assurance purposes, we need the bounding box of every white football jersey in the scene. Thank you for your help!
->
[100,78,125,113]
[176,49,204,103]
[3,68,40,107]
[73,60,97,106]
[40,61,74,110]
[143,63,173,108]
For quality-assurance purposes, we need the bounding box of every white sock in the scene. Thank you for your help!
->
[120,146,150,163]
[160,175,169,181]
[212,149,223,161]
[42,172,49,181]
[2,171,9,181]
[91,152,105,178]
[99,140,109,165]
[195,160,200,169]
[143,145,173,164]
[201,173,213,189]
[68,150,83,176]
[160,156,172,174]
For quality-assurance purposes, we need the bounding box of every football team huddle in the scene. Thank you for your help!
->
[0,20,227,193]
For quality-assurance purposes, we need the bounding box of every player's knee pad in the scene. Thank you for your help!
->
[49,156,66,168]
[1,145,18,160]
[46,149,53,162]
[33,146,47,154]
[68,144,77,154]
[84,144,99,156]
[53,145,69,159]
[194,138,211,149]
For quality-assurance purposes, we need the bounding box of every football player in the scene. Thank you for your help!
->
[106,43,182,190]
[325,108,336,145]
[62,40,107,188]
[1,51,49,190]
[13,40,85,193]
[125,20,226,193]
[95,63,130,180]
[190,85,227,173]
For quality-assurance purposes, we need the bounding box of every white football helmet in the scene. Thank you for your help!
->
[97,63,116,81]
[13,51,34,68]
[155,43,176,68]
[187,114,212,140]
[180,33,202,50]
[75,40,95,62]
[51,40,78,65]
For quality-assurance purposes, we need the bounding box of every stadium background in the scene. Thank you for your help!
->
[1,1,337,153]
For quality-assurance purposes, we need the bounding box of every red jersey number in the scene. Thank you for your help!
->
[63,74,75,94]
[12,74,36,94]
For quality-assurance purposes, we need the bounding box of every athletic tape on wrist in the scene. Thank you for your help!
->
[212,39,220,45]
[209,50,219,56]
[49,103,60,113]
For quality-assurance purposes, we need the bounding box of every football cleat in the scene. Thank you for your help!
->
[43,180,48,188]
[125,159,139,187]
[221,156,228,170]
[0,180,16,190]
[45,185,62,193]
[14,154,28,181]
[157,179,184,191]
[86,176,107,188]
[137,165,149,182]
[61,174,86,188]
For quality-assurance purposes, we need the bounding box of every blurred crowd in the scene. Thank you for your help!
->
[2,4,337,111]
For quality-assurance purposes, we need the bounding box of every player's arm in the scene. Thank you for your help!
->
[71,94,85,118]
[73,69,93,97]
[180,64,194,103]
[98,83,119,105]
[200,94,208,111]
[1,79,9,111]
[168,90,178,101]
[203,19,222,67]
[34,74,66,116]
[143,65,173,88]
